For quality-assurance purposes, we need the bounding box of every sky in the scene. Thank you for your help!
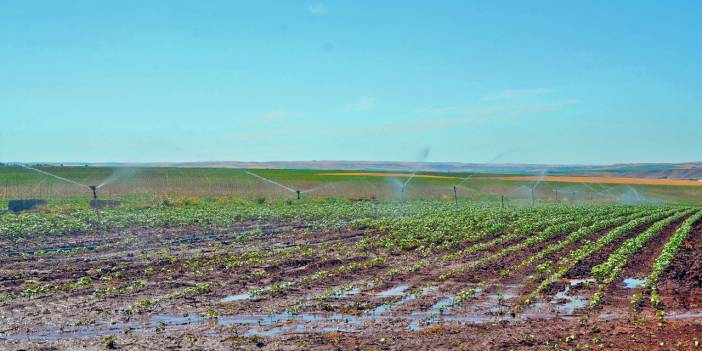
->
[1,1,701,165]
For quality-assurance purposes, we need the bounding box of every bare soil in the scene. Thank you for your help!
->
[2,217,702,350]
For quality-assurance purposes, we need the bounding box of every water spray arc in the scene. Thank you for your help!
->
[244,171,297,193]
[529,169,546,206]
[450,150,512,207]
[244,170,324,200]
[17,164,89,189]
[451,173,476,205]
[401,173,416,194]
[396,146,431,197]
[13,164,125,209]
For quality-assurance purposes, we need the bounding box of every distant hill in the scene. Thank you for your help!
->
[56,161,702,180]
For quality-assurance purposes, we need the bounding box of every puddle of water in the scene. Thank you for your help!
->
[551,286,588,315]
[245,324,359,337]
[220,293,251,303]
[430,296,455,314]
[407,287,487,331]
[488,293,514,301]
[562,278,595,287]
[555,297,587,315]
[444,315,511,324]
[370,292,416,315]
[623,278,646,289]
[332,288,360,299]
[375,285,409,298]
[150,315,206,327]
[487,306,510,315]
[221,312,322,326]
[407,295,457,331]
[665,312,702,319]
[16,286,699,341]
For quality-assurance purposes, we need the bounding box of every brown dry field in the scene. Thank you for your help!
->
[318,172,460,179]
[322,172,702,187]
[495,175,702,187]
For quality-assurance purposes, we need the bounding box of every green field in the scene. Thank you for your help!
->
[3,165,702,349]
[2,165,702,207]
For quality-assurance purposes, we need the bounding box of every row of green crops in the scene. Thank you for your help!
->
[503,208,651,276]
[0,200,464,241]
[634,210,702,308]
[440,207,604,262]
[590,210,694,285]
[438,207,634,280]
[520,208,679,306]
[2,200,660,243]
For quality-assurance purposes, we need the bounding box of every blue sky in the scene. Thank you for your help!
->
[1,1,701,164]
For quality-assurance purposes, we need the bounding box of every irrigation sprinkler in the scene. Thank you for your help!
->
[8,164,84,212]
[89,185,120,209]
[402,175,414,193]
[245,170,322,201]
[531,188,535,206]
[452,174,476,206]
[12,164,124,210]
[501,195,504,208]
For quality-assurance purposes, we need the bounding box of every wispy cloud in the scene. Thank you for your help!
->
[243,110,292,125]
[345,97,376,112]
[482,88,551,101]
[307,3,327,16]
[322,114,513,136]
[227,113,510,141]
[421,100,578,116]
[227,98,577,141]
[225,129,292,141]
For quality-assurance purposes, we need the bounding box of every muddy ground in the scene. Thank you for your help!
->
[1,215,701,350]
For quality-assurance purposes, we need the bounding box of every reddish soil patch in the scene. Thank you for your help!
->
[564,220,657,280]
[4,215,702,351]
[603,216,688,307]
[659,221,702,309]
[494,175,702,187]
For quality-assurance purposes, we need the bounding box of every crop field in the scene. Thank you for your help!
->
[1,167,702,350]
[3,165,702,205]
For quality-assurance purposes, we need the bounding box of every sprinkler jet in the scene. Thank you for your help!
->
[245,170,321,201]
[453,185,458,206]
